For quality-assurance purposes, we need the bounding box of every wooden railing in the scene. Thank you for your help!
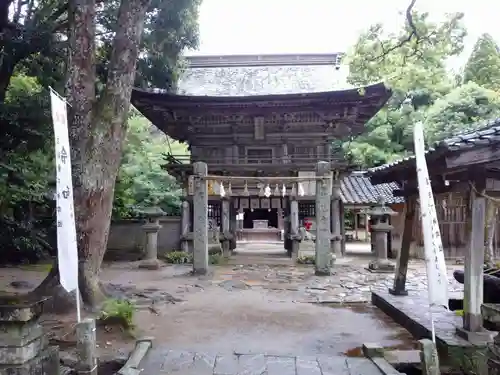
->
[164,153,347,165]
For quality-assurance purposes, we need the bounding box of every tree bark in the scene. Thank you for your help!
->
[66,0,151,308]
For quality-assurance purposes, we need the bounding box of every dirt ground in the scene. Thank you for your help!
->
[0,256,463,362]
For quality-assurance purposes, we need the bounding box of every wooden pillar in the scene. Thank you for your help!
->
[365,214,369,243]
[289,193,299,260]
[229,201,237,250]
[331,176,342,257]
[315,161,332,275]
[180,200,190,253]
[389,196,416,296]
[192,162,208,274]
[221,197,231,257]
[354,212,359,240]
[340,201,346,256]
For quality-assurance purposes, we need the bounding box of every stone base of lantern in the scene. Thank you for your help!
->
[138,258,162,270]
[0,345,60,375]
[366,259,395,273]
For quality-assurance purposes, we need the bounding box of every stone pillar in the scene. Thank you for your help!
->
[315,161,332,276]
[289,191,300,260]
[139,216,162,270]
[76,318,98,375]
[330,176,342,258]
[193,162,209,274]
[0,297,59,374]
[419,339,440,375]
[457,193,495,343]
[390,196,416,296]
[367,199,396,273]
[221,197,232,257]
[180,200,190,253]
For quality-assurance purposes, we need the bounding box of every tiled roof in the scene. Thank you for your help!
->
[341,171,403,205]
[368,119,500,176]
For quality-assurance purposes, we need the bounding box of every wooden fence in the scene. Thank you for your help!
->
[412,192,500,258]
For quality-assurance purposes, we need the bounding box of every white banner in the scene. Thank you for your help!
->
[414,122,448,308]
[50,89,79,293]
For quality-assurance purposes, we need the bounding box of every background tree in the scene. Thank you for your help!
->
[0,0,201,309]
[463,33,500,91]
[113,114,188,218]
[346,10,466,167]
[425,82,500,143]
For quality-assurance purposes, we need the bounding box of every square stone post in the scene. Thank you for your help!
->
[193,161,209,275]
[330,174,342,258]
[457,192,495,343]
[180,200,190,253]
[389,196,416,296]
[76,318,97,375]
[0,297,59,374]
[315,161,332,276]
[221,197,232,257]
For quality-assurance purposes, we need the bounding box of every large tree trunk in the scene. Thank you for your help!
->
[65,0,151,309]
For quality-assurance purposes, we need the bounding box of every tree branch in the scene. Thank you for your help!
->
[374,0,419,60]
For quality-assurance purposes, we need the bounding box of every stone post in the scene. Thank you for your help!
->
[0,296,59,374]
[457,193,495,343]
[139,207,164,270]
[289,189,300,261]
[367,198,396,273]
[221,197,233,257]
[315,161,332,276]
[76,318,97,375]
[193,162,209,274]
[330,174,342,258]
[418,339,440,375]
[180,200,190,253]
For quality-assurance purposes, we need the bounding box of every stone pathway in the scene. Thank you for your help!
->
[139,350,385,375]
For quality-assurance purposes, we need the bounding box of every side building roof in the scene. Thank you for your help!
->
[341,171,403,206]
[367,119,500,185]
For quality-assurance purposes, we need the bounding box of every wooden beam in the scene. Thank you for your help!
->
[446,145,500,170]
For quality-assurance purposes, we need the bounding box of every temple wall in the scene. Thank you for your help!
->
[107,217,182,258]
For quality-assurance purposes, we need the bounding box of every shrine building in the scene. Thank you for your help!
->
[131,53,392,258]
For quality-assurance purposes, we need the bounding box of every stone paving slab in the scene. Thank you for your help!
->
[139,350,386,375]
[371,290,471,347]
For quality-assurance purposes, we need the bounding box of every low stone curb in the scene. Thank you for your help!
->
[116,337,154,375]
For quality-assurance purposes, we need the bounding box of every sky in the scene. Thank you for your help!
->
[189,0,500,69]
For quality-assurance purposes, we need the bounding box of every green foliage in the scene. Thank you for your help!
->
[0,74,54,263]
[113,114,188,218]
[425,82,500,144]
[297,255,315,265]
[99,298,136,329]
[463,33,500,92]
[164,249,226,265]
[345,11,495,168]
[96,0,201,91]
[164,251,192,264]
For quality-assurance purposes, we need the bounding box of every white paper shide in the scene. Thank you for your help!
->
[50,90,79,293]
[413,122,448,308]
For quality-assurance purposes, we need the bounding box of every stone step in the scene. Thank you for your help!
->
[138,349,389,375]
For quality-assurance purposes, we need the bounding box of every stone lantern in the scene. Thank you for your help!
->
[367,197,397,273]
[138,206,165,270]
